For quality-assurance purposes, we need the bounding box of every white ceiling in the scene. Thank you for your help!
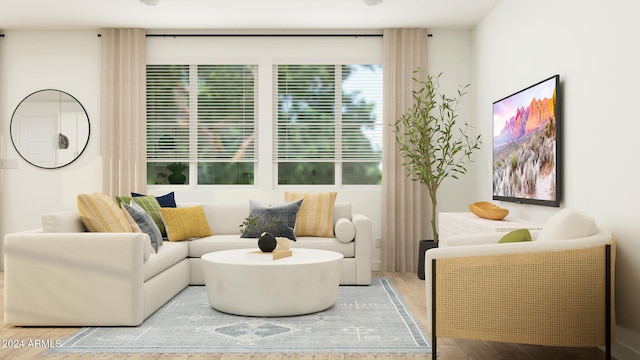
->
[0,0,499,31]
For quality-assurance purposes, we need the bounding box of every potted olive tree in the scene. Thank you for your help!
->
[393,68,481,279]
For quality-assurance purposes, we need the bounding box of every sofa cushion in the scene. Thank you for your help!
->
[144,241,189,281]
[188,235,355,258]
[333,202,351,225]
[291,236,355,258]
[160,205,212,242]
[182,203,249,235]
[241,199,302,240]
[42,211,88,233]
[335,218,356,243]
[285,191,337,237]
[123,202,163,252]
[77,193,132,233]
[536,208,597,241]
[189,235,260,257]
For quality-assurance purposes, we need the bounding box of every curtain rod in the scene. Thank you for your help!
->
[97,33,433,38]
[148,33,383,37]
[96,33,384,38]
[0,32,433,39]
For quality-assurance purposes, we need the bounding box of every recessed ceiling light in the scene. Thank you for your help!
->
[139,0,159,6]
[364,0,383,5]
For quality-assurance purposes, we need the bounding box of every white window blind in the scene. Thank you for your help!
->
[274,64,335,161]
[273,64,382,163]
[197,65,256,162]
[147,64,256,163]
[147,64,191,161]
[341,64,383,161]
[146,64,257,185]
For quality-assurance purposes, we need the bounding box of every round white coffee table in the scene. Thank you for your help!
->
[201,248,343,317]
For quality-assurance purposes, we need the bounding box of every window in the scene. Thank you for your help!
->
[146,64,257,185]
[273,64,382,185]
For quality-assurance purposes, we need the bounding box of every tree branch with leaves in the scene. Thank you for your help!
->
[393,68,481,243]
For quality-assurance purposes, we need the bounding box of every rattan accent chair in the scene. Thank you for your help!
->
[425,209,615,359]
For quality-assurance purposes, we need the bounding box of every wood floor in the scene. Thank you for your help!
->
[0,271,612,360]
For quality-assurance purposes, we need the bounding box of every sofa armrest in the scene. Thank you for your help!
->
[351,213,372,285]
[4,232,148,326]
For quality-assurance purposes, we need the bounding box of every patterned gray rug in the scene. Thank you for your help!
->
[46,278,430,356]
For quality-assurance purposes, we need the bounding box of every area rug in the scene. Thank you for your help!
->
[46,277,430,356]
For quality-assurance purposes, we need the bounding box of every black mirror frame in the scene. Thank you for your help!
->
[10,89,91,169]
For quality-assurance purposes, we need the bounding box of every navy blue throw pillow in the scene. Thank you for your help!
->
[132,192,176,208]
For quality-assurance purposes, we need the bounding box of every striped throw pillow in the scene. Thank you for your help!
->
[285,191,337,237]
[117,195,166,237]
[77,193,132,233]
[130,195,166,237]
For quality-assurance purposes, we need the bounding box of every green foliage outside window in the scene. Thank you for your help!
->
[146,63,382,186]
[276,64,382,185]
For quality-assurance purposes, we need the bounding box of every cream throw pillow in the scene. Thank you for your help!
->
[285,191,337,237]
[536,208,597,241]
[77,193,132,233]
[335,217,356,243]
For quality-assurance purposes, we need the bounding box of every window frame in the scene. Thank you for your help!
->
[145,35,383,191]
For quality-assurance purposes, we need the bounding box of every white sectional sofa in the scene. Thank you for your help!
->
[4,201,371,327]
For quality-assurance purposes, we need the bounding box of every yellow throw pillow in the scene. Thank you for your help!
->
[77,193,132,233]
[160,206,212,242]
[285,191,337,237]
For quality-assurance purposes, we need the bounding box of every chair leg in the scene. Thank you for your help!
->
[605,244,611,360]
[432,259,437,358]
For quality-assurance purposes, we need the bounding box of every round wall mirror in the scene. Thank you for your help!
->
[10,89,90,169]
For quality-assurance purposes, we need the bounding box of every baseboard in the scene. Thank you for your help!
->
[371,260,381,271]
[612,341,640,360]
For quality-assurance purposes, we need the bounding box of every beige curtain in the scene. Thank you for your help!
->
[100,28,147,198]
[381,28,430,272]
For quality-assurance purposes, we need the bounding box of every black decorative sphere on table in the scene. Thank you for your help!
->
[258,232,277,252]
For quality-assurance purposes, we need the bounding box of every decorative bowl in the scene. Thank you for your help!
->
[468,201,509,220]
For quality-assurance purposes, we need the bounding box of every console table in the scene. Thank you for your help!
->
[439,212,542,244]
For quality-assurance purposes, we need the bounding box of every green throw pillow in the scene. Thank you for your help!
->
[116,195,166,237]
[498,228,532,243]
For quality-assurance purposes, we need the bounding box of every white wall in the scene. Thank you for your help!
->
[0,31,102,269]
[427,30,478,214]
[473,0,640,358]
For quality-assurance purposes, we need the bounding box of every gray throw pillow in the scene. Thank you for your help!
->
[241,199,303,241]
[123,202,163,252]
